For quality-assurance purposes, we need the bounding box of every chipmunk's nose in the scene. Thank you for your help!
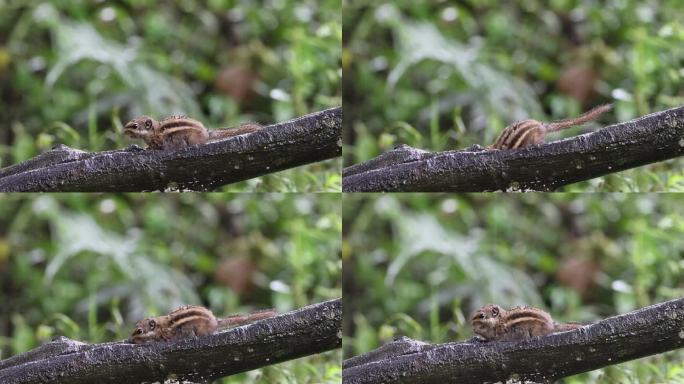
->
[124,122,138,130]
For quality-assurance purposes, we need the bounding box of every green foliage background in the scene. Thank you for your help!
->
[0,193,342,383]
[343,194,684,383]
[0,0,341,192]
[343,0,684,191]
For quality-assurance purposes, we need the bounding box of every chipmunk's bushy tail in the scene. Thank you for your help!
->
[208,123,261,140]
[216,309,277,329]
[545,104,613,132]
[553,322,584,333]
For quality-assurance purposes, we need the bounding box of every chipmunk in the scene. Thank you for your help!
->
[470,304,583,342]
[129,305,277,344]
[488,104,612,150]
[123,115,261,150]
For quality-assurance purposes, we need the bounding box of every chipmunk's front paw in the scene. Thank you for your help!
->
[124,144,145,152]
[467,144,486,152]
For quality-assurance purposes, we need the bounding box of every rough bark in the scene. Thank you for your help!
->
[342,297,684,384]
[0,299,341,384]
[343,106,684,192]
[0,107,341,192]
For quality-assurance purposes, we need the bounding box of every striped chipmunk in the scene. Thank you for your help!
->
[129,305,277,344]
[123,115,261,150]
[470,304,584,342]
[488,104,612,150]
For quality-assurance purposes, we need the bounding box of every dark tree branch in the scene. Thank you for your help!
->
[0,107,341,192]
[342,336,434,371]
[343,106,684,192]
[342,297,684,384]
[0,299,341,384]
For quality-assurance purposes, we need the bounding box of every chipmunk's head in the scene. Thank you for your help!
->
[129,316,161,344]
[470,304,502,340]
[123,116,157,139]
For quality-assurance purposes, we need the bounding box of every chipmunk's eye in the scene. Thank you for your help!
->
[491,307,499,317]
[145,120,152,129]
[148,319,156,329]
[478,313,485,319]
[133,328,142,335]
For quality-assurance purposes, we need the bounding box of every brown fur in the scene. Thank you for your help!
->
[488,104,612,150]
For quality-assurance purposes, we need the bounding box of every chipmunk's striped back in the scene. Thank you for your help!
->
[501,306,553,330]
[159,117,207,136]
[167,305,217,334]
[489,120,545,150]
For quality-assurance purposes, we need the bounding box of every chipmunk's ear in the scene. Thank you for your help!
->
[144,119,153,129]
[491,306,499,317]
[148,319,156,329]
